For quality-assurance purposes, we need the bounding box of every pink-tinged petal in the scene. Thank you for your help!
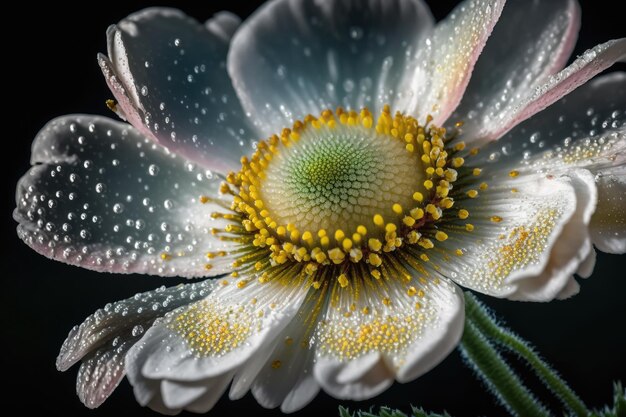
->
[101,8,254,173]
[490,72,625,253]
[126,278,309,413]
[58,280,215,408]
[453,0,581,141]
[437,167,595,301]
[14,115,237,277]
[468,38,626,144]
[312,276,464,399]
[227,0,434,137]
[396,0,504,125]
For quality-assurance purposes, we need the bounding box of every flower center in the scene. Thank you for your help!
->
[259,112,424,241]
[213,106,470,271]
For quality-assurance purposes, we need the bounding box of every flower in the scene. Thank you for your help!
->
[13,0,625,414]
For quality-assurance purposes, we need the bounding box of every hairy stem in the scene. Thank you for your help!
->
[464,293,590,417]
[460,319,551,417]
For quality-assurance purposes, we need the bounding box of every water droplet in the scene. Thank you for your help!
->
[148,164,160,176]
[164,199,174,210]
[349,26,363,40]
[113,203,124,214]
[141,86,149,96]
[95,183,106,193]
[132,325,145,337]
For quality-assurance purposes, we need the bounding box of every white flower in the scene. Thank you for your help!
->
[14,0,625,414]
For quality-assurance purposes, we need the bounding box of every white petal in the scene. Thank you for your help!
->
[101,8,254,173]
[205,11,241,42]
[59,280,215,408]
[161,380,206,409]
[396,0,504,125]
[249,293,322,411]
[14,115,235,277]
[126,278,308,412]
[467,38,626,143]
[439,169,592,301]
[312,276,464,399]
[227,0,434,137]
[57,280,216,372]
[590,169,626,253]
[453,0,581,141]
[184,371,235,413]
[507,170,596,301]
[314,353,393,400]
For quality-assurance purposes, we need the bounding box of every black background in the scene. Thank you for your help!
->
[4,1,625,416]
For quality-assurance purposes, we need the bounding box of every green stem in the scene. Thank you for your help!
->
[464,293,590,417]
[460,320,551,417]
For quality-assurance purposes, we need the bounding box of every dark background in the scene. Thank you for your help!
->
[4,1,625,416]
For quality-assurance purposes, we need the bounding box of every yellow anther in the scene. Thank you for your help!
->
[435,231,449,241]
[368,253,382,267]
[392,204,403,214]
[420,254,429,262]
[199,195,209,204]
[412,192,424,202]
[371,269,381,279]
[403,216,416,227]
[407,286,417,296]
[368,238,383,252]
[509,170,520,177]
[458,209,469,219]
[455,249,464,256]
[373,214,384,227]
[454,142,466,151]
[342,238,353,251]
[328,248,346,264]
[417,290,425,298]
[418,238,434,249]
[490,216,503,223]
[338,274,349,288]
[424,180,434,190]
[467,190,479,198]
[465,223,475,232]
[472,168,482,176]
[410,208,425,220]
[276,226,286,236]
[406,143,415,152]
[302,231,313,241]
[271,360,282,369]
[320,236,330,247]
[334,229,345,241]
[385,223,397,233]
[407,230,420,244]
[479,182,489,190]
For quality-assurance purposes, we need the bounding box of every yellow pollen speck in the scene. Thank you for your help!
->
[435,231,448,241]
[509,170,520,177]
[199,195,209,204]
[204,263,213,270]
[160,253,172,261]
[467,190,478,198]
[407,286,417,296]
[415,302,422,309]
[455,249,464,256]
[271,360,282,369]
[511,188,519,193]
[338,273,349,288]
[458,209,469,219]
[417,290,425,298]
[472,168,482,176]
[420,254,429,262]
[382,297,391,306]
[452,157,465,168]
[466,224,475,231]
[491,216,503,223]
[371,269,381,279]
[479,182,489,190]
[368,253,382,267]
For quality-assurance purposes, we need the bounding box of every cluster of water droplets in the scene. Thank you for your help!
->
[15,116,229,276]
